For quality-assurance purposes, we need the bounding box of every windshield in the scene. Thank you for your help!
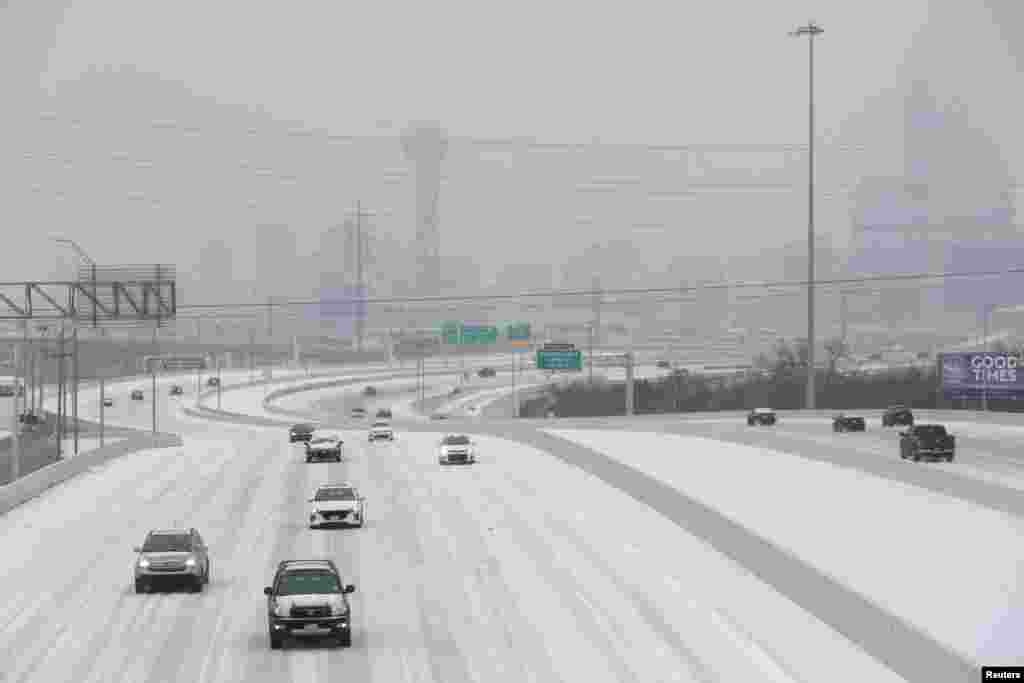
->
[294,424,315,432]
[915,425,948,437]
[142,534,191,553]
[315,488,356,501]
[443,435,470,445]
[277,571,340,595]
[373,422,389,427]
[310,436,336,444]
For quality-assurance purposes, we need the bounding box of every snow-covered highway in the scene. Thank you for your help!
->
[0,356,1016,681]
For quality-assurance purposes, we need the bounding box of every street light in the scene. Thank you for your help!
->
[790,20,823,409]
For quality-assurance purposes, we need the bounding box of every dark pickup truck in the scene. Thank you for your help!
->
[899,424,955,463]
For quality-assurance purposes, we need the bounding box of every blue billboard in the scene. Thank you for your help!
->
[307,285,367,337]
[940,352,1024,400]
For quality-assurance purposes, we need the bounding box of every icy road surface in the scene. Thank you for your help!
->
[0,407,908,681]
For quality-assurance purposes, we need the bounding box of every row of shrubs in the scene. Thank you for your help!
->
[519,368,1024,417]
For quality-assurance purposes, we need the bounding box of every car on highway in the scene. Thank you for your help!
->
[0,384,14,397]
[169,384,183,396]
[438,434,476,465]
[832,414,866,432]
[431,412,450,420]
[899,424,955,462]
[350,407,367,419]
[362,386,376,397]
[368,420,394,441]
[882,405,914,427]
[289,423,317,443]
[206,377,220,387]
[308,484,366,528]
[306,434,343,462]
[133,528,211,593]
[656,360,671,369]
[264,559,356,649]
[18,411,42,425]
[477,367,496,378]
[131,389,144,401]
[375,408,392,419]
[102,397,114,408]
[747,408,776,426]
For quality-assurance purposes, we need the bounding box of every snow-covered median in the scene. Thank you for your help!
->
[545,429,1024,667]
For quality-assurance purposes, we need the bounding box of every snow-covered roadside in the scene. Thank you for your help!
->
[416,432,908,683]
[546,428,1023,667]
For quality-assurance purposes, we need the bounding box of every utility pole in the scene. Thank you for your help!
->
[10,342,20,480]
[73,325,79,456]
[350,201,375,354]
[791,20,823,410]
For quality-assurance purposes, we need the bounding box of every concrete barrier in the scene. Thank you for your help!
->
[0,432,183,516]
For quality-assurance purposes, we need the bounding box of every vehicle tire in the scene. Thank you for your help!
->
[946,455,954,463]
[204,561,211,585]
[338,629,352,647]
[306,456,312,463]
[134,579,146,594]
[269,632,283,650]
[912,451,921,462]
[191,576,203,593]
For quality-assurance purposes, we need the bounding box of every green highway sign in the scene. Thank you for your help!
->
[441,321,461,345]
[506,322,531,341]
[536,350,583,371]
[462,324,498,344]
[440,322,499,345]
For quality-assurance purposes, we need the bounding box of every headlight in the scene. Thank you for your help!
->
[185,557,197,567]
[138,558,150,568]
[332,601,349,617]
[274,602,287,617]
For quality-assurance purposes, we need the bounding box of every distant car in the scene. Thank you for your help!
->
[656,360,671,369]
[431,412,449,421]
[362,386,376,397]
[169,385,183,396]
[131,389,144,401]
[206,377,220,387]
[438,434,476,465]
[289,423,317,443]
[308,484,366,529]
[882,405,914,427]
[899,424,955,462]
[133,527,211,593]
[264,559,356,649]
[747,408,776,426]
[477,367,496,378]
[375,408,392,419]
[306,434,343,463]
[832,414,866,432]
[102,397,114,408]
[0,385,14,397]
[350,407,367,419]
[368,421,394,442]
[18,412,42,425]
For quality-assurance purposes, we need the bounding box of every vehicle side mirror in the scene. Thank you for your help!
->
[344,584,355,594]
[133,546,142,553]
[264,586,273,596]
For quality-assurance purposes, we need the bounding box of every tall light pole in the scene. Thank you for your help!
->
[790,20,823,410]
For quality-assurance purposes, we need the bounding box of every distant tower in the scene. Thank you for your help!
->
[401,122,447,296]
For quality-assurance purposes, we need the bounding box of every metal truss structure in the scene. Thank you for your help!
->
[0,265,176,324]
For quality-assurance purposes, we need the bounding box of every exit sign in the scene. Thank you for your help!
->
[537,350,582,371]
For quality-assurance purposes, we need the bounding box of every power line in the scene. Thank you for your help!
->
[171,265,1024,313]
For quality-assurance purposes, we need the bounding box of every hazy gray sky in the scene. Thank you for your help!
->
[35,0,941,145]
